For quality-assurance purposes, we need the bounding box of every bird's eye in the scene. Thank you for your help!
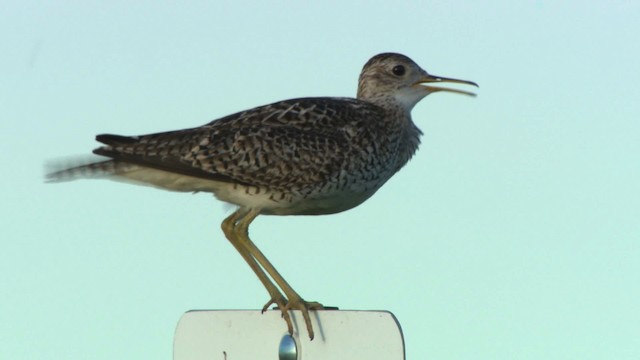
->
[392,65,405,76]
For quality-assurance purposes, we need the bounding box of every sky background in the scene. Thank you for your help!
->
[2,1,639,359]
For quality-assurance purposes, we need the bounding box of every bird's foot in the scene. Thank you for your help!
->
[262,295,324,340]
[261,295,295,335]
[282,296,324,340]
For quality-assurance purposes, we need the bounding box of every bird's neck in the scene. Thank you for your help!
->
[367,99,423,173]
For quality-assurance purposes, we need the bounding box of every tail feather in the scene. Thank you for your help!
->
[45,157,135,182]
[95,134,139,146]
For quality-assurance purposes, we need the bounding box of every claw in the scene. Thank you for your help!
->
[261,299,275,314]
[282,298,324,340]
[262,295,294,335]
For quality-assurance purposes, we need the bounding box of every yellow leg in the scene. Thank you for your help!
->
[234,208,324,340]
[222,208,323,340]
[221,209,292,333]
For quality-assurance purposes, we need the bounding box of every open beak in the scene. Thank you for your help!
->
[415,73,479,97]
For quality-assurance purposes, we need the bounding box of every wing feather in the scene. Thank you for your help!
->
[90,97,386,191]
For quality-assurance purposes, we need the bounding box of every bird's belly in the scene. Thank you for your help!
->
[213,182,381,216]
[108,165,386,216]
[264,189,379,215]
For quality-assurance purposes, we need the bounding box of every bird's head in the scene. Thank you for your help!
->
[357,53,478,111]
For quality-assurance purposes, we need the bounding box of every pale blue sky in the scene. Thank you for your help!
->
[2,1,639,359]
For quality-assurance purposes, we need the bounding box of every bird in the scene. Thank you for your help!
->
[46,53,477,340]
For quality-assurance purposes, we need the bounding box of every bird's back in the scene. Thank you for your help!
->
[48,97,420,215]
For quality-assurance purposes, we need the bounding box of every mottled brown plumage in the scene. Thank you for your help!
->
[47,53,477,339]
